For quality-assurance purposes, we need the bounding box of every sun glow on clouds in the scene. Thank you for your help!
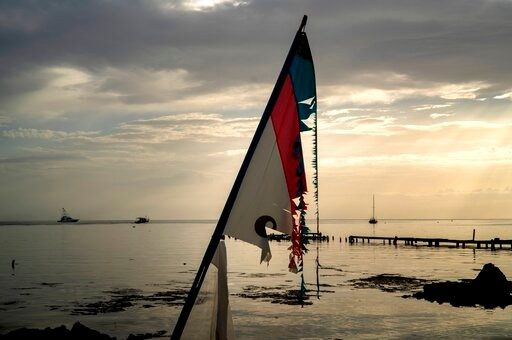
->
[115,113,259,143]
[494,91,512,100]
[47,67,91,88]
[5,65,272,122]
[3,0,512,219]
[321,146,512,168]
[414,103,453,111]
[430,113,454,119]
[320,80,489,107]
[1,127,96,140]
[182,0,247,10]
[208,149,247,157]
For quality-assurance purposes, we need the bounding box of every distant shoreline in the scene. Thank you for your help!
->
[1,218,512,226]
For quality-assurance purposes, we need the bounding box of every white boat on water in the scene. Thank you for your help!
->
[134,216,150,224]
[58,208,79,223]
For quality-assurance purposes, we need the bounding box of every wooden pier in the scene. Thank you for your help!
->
[347,235,512,250]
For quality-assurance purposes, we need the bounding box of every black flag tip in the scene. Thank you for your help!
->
[300,15,308,32]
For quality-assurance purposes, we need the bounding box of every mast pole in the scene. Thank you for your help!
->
[315,105,319,235]
[373,194,375,219]
[171,16,308,339]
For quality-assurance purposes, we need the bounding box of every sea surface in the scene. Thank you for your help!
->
[1,219,512,339]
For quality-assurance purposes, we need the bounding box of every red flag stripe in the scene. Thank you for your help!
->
[270,75,307,200]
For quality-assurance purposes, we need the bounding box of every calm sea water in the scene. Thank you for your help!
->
[1,219,512,339]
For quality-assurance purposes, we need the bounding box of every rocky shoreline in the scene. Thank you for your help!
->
[413,263,512,308]
[350,263,512,309]
[0,322,169,340]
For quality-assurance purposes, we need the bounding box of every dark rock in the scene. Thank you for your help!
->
[413,263,512,309]
[0,322,116,340]
[473,263,509,291]
[71,322,116,340]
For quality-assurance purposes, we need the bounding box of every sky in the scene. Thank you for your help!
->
[1,0,512,220]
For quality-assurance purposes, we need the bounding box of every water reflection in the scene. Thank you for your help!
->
[0,220,511,338]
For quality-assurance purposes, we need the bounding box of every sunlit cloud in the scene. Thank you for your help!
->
[435,82,488,100]
[2,0,512,219]
[1,127,97,140]
[322,146,512,167]
[398,120,505,132]
[322,108,355,117]
[429,113,454,119]
[208,149,247,157]
[320,80,489,108]
[494,91,512,100]
[324,115,397,136]
[114,113,259,142]
[181,0,247,11]
[413,103,453,111]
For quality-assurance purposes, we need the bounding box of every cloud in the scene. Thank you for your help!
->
[322,145,512,168]
[180,0,248,11]
[494,91,512,100]
[414,103,453,111]
[208,148,247,157]
[0,153,84,164]
[2,0,512,219]
[3,0,512,100]
[321,80,489,108]
[323,115,397,136]
[429,113,454,119]
[97,67,201,104]
[115,113,259,142]
[1,127,97,140]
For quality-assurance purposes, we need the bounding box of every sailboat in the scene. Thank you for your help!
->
[58,208,79,223]
[171,16,318,339]
[368,195,378,224]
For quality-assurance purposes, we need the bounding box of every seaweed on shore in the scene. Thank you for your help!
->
[145,289,190,306]
[235,284,334,305]
[40,282,63,287]
[69,286,191,315]
[126,330,167,339]
[349,274,433,293]
[236,272,287,278]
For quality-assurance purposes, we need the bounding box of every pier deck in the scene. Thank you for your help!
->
[348,235,512,250]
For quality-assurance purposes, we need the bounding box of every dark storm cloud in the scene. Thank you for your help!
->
[2,0,512,105]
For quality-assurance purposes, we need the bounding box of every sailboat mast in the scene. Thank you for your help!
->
[171,16,309,340]
[372,195,375,219]
[315,105,319,234]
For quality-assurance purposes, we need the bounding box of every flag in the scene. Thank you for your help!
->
[223,30,316,264]
[171,18,315,339]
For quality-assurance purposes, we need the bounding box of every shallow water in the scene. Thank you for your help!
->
[1,219,512,338]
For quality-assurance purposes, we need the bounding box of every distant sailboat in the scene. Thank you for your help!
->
[58,208,79,223]
[368,195,378,225]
